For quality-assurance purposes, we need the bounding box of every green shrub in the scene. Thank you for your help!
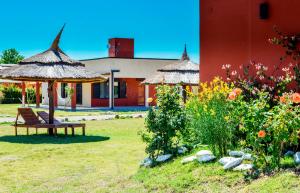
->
[186,78,242,156]
[0,85,37,104]
[140,85,187,160]
[1,85,22,104]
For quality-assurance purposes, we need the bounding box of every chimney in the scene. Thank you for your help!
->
[108,38,134,58]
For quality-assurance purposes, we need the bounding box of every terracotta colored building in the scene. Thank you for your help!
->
[200,0,300,82]
[41,38,178,108]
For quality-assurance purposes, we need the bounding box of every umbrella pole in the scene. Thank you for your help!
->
[47,80,55,135]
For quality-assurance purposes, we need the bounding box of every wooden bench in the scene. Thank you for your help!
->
[37,111,86,136]
[14,108,67,136]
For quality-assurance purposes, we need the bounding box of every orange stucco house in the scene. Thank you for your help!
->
[200,0,300,82]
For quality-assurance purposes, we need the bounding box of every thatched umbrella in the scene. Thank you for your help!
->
[142,45,199,102]
[0,25,107,134]
[142,45,199,86]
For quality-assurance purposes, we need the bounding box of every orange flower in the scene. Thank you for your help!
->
[233,88,242,96]
[279,96,286,103]
[228,92,237,100]
[258,130,266,138]
[291,93,300,104]
[147,97,153,103]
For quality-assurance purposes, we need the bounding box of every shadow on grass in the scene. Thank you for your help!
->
[0,134,110,144]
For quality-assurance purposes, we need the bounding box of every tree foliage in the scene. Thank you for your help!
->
[0,48,24,64]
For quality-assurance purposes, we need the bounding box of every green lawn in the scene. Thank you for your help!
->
[0,118,299,193]
[0,104,145,118]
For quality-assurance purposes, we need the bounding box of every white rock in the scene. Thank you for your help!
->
[140,157,153,167]
[178,146,188,154]
[156,154,172,162]
[219,157,236,165]
[181,156,196,164]
[294,152,300,164]
[229,151,245,157]
[233,164,253,171]
[196,150,213,158]
[197,155,216,163]
[242,153,253,160]
[223,158,243,170]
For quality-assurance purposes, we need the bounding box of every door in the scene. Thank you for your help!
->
[76,83,82,105]
[137,85,145,106]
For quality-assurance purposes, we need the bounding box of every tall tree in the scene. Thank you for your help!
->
[0,49,24,64]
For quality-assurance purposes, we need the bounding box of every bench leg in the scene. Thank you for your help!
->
[82,126,85,136]
[26,127,29,135]
[15,126,17,136]
[64,127,68,135]
[54,128,57,136]
[71,127,75,136]
[36,128,38,135]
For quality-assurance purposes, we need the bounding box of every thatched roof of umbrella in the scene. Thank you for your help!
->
[0,25,107,135]
[143,45,199,85]
[0,25,107,83]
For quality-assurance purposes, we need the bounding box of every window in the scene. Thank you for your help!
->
[92,79,127,99]
[100,81,109,99]
[61,83,68,98]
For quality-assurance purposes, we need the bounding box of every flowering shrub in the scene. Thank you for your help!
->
[240,90,300,172]
[140,85,187,161]
[222,61,296,106]
[269,26,300,88]
[186,77,242,156]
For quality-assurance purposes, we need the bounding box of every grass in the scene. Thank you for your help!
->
[0,104,145,118]
[0,118,299,192]
[0,119,147,193]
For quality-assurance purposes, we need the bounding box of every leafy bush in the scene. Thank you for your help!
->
[0,85,37,104]
[240,91,300,173]
[0,85,22,104]
[140,85,187,160]
[186,78,242,156]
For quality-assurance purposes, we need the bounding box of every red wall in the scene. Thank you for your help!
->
[108,38,134,58]
[91,78,154,107]
[200,0,300,82]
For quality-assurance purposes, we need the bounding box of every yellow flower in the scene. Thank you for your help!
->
[210,109,216,116]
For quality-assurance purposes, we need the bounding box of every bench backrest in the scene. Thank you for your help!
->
[37,111,61,124]
[18,108,41,125]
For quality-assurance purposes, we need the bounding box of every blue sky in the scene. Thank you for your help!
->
[0,0,199,62]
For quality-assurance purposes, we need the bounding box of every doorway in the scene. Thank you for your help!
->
[76,83,82,105]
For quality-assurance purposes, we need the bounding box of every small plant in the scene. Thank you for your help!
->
[64,85,74,110]
[26,87,36,105]
[140,85,187,161]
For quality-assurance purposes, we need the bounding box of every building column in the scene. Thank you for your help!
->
[109,75,113,109]
[21,81,26,107]
[54,82,58,108]
[71,83,77,110]
[36,82,41,108]
[109,70,120,109]
[145,84,149,107]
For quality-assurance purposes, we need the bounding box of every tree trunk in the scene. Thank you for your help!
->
[47,80,55,135]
